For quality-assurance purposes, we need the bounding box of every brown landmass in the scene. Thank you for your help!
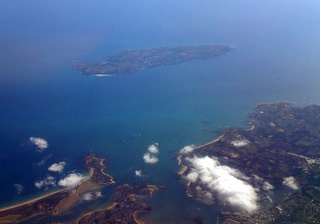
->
[75,184,165,224]
[72,45,233,76]
[0,151,164,224]
[0,152,115,223]
[179,102,320,223]
[84,151,115,185]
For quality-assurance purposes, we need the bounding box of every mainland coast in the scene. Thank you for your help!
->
[178,102,320,223]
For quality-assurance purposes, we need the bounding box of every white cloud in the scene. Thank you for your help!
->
[180,145,196,154]
[252,175,274,192]
[48,162,66,173]
[83,191,102,201]
[186,172,199,182]
[135,170,148,178]
[83,192,94,201]
[143,143,159,164]
[135,170,143,177]
[143,153,158,164]
[148,143,159,154]
[95,191,102,198]
[82,191,102,201]
[29,137,48,151]
[58,173,86,188]
[231,139,250,147]
[263,181,274,191]
[185,156,259,214]
[14,184,24,194]
[253,174,263,182]
[282,176,299,190]
[36,153,52,166]
[35,176,56,190]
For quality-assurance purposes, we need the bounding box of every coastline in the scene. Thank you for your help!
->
[97,158,116,184]
[192,135,223,151]
[177,156,188,175]
[0,153,113,221]
[0,176,93,214]
[177,135,224,176]
[178,164,188,175]
[247,125,255,131]
[0,188,67,212]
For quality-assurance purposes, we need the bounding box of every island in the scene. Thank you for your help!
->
[0,152,163,224]
[71,45,232,76]
[178,102,320,223]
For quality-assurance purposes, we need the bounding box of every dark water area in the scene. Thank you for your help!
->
[1,1,320,223]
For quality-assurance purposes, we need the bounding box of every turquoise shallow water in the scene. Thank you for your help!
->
[1,1,320,223]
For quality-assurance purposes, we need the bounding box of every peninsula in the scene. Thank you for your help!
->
[72,45,232,76]
[0,151,163,223]
[178,102,320,223]
[0,152,115,223]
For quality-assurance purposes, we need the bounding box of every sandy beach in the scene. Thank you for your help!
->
[0,188,67,212]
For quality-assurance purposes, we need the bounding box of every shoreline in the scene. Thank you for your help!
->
[0,157,96,214]
[176,135,224,176]
[192,135,223,151]
[0,188,67,212]
[177,156,188,175]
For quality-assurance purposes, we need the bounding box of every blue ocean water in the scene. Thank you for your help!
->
[1,1,320,223]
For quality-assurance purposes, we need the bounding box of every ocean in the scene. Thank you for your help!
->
[1,1,320,223]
